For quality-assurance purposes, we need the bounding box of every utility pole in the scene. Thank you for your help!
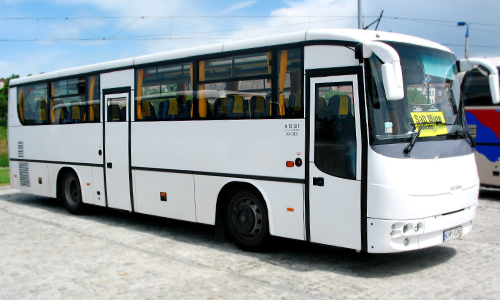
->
[457,22,470,59]
[358,0,363,29]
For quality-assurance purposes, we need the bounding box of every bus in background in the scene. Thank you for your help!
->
[461,57,500,188]
[8,29,499,253]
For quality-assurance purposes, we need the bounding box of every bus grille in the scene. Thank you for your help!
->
[468,125,477,138]
[18,141,24,158]
[19,162,30,187]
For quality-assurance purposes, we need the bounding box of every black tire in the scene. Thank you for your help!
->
[225,190,271,251]
[61,172,86,215]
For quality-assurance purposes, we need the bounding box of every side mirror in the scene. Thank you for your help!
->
[361,42,405,100]
[458,58,500,104]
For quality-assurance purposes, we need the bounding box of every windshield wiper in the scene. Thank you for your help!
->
[403,125,424,157]
[403,121,450,157]
[447,130,476,147]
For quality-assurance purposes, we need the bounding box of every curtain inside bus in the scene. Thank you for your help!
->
[199,61,206,118]
[279,50,288,116]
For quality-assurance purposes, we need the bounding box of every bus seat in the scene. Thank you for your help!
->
[329,95,352,119]
[69,99,83,123]
[205,99,213,118]
[34,100,47,124]
[228,95,247,118]
[141,100,156,120]
[251,96,269,118]
[108,104,122,121]
[316,96,329,120]
[159,101,165,119]
[288,93,303,117]
[167,98,179,118]
[90,103,100,122]
[214,97,229,118]
[178,99,192,119]
[53,100,68,124]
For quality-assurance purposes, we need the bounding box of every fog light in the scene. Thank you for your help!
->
[404,238,409,246]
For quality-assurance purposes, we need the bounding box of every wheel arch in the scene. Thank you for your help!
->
[215,180,274,236]
[56,166,80,200]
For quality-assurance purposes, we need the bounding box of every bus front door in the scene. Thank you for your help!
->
[308,74,362,250]
[103,90,133,211]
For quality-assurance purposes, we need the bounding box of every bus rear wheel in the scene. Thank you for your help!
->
[226,190,271,251]
[61,172,86,215]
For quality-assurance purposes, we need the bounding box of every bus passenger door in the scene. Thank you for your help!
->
[308,74,362,250]
[103,90,132,211]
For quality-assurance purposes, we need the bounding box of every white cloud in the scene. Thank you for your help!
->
[223,0,358,40]
[219,0,258,15]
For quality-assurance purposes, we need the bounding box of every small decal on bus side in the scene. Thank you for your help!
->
[285,123,300,137]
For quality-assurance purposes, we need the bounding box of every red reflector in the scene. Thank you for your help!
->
[286,161,294,167]
[160,192,166,197]
[287,208,294,212]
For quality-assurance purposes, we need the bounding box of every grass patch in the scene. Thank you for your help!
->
[0,126,7,168]
[0,126,7,166]
[0,168,9,185]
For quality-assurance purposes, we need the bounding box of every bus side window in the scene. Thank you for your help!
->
[315,84,356,180]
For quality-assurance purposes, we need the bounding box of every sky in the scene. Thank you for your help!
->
[1,0,500,79]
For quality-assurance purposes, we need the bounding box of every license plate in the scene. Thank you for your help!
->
[443,226,463,242]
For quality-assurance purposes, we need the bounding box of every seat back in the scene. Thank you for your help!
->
[228,95,247,118]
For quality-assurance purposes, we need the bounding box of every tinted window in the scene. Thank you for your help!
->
[462,68,499,106]
[17,83,48,125]
[314,83,356,180]
[136,63,193,121]
[278,49,303,118]
[49,76,100,124]
[200,79,273,119]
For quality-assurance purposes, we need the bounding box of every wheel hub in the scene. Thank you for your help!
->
[232,198,263,238]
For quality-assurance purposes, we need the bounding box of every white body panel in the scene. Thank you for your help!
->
[366,149,478,253]
[367,150,479,220]
[133,170,196,222]
[8,124,103,164]
[101,69,134,91]
[91,167,106,207]
[194,175,305,240]
[305,46,359,70]
[131,120,305,179]
[46,164,94,204]
[9,123,103,203]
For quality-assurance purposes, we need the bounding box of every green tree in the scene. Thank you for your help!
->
[407,87,428,105]
[0,74,20,125]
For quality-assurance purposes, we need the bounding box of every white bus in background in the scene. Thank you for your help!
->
[460,57,500,188]
[9,29,497,253]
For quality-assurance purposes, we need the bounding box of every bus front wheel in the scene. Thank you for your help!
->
[226,190,271,251]
[61,172,86,215]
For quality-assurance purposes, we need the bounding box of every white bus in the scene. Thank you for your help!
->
[9,29,497,253]
[460,57,500,188]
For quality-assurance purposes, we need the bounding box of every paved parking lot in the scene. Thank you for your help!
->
[0,186,499,299]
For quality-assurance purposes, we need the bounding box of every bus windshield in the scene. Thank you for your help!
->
[366,42,467,145]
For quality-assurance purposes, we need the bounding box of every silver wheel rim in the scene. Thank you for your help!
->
[65,177,80,206]
[232,198,263,238]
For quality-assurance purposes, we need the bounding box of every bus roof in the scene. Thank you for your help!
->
[11,28,452,86]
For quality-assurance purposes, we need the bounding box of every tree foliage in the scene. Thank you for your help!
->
[406,87,428,105]
[0,74,20,125]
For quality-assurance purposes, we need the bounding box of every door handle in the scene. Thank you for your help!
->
[107,162,113,169]
[313,177,324,186]
[98,149,102,156]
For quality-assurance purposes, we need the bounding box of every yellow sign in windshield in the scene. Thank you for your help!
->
[410,111,449,137]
